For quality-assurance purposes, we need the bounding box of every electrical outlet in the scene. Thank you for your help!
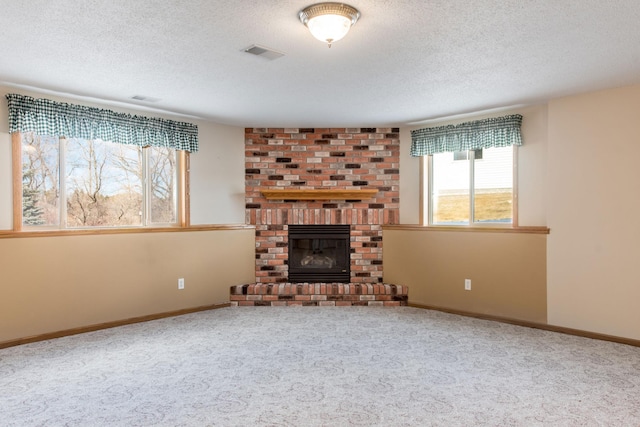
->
[464,279,471,291]
[178,278,185,290]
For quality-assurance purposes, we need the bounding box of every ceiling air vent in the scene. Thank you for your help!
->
[244,44,285,60]
[130,95,161,103]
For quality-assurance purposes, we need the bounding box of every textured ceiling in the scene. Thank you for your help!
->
[1,0,639,127]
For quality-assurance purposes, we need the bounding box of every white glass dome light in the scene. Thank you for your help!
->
[299,3,360,48]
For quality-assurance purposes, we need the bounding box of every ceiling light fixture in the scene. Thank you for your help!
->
[299,2,360,48]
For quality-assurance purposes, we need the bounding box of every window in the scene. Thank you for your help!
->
[428,146,515,225]
[20,133,178,229]
[453,149,482,161]
[410,114,522,227]
[7,93,198,231]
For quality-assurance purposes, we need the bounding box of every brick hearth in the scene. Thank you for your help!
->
[245,127,400,284]
[230,283,408,307]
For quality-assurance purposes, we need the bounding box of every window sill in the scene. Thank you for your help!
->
[382,224,549,234]
[0,224,255,239]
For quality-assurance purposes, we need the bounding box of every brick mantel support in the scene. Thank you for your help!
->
[245,128,400,283]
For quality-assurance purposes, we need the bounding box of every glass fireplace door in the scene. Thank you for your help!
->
[288,225,350,283]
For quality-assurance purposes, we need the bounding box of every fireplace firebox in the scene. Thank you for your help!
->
[288,225,350,283]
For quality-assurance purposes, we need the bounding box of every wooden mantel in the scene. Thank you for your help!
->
[260,189,378,201]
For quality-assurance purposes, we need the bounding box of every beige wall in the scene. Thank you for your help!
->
[395,84,640,341]
[0,87,253,345]
[391,106,550,324]
[0,229,255,343]
[547,84,640,340]
[4,83,640,343]
[384,228,547,323]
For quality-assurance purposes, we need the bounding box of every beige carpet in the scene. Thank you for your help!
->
[1,307,639,426]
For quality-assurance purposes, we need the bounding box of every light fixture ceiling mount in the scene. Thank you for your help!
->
[299,2,360,48]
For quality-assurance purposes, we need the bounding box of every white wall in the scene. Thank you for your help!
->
[547,84,640,340]
[0,86,246,228]
[0,88,12,229]
[189,122,245,225]
[0,131,11,229]
[399,127,421,224]
[400,104,548,227]
[517,105,548,226]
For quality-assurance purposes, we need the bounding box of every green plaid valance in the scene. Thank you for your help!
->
[6,93,198,152]
[410,114,522,156]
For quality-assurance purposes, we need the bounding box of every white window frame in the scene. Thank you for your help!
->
[13,133,188,232]
[421,146,519,227]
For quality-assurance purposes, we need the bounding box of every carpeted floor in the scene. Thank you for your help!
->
[1,307,639,426]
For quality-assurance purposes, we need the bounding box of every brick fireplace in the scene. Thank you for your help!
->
[238,128,407,305]
[245,127,400,286]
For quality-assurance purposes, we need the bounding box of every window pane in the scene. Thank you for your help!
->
[65,139,143,227]
[148,147,177,224]
[21,133,60,226]
[453,151,468,161]
[453,149,482,161]
[431,152,470,224]
[473,146,513,223]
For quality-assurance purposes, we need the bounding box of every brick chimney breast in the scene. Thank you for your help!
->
[245,128,399,284]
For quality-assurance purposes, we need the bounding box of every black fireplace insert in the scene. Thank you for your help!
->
[288,225,350,283]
